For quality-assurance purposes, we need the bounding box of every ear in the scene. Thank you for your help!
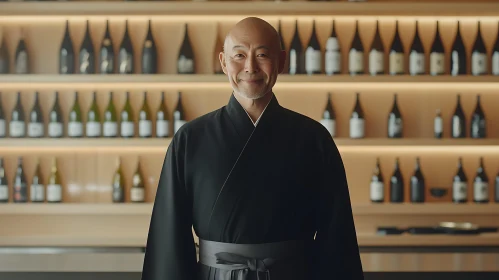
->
[219,51,228,75]
[277,49,286,74]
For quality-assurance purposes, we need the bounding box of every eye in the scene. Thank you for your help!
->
[234,54,244,58]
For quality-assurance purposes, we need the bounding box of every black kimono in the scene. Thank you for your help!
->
[141,93,364,280]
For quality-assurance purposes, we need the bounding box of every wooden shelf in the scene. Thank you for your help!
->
[0,203,154,215]
[1,2,499,17]
[358,232,499,247]
[353,203,499,216]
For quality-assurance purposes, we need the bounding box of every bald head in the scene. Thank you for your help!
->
[223,17,281,55]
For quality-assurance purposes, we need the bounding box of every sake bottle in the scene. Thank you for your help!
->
[349,20,364,75]
[10,92,25,138]
[13,157,27,203]
[103,92,118,138]
[471,21,487,76]
[0,92,4,137]
[390,157,404,203]
[130,158,145,203]
[453,157,468,203]
[325,19,341,76]
[173,91,186,134]
[470,94,486,139]
[47,157,62,203]
[369,20,384,76]
[492,21,499,76]
[387,93,403,138]
[99,20,114,74]
[27,91,44,138]
[305,20,321,75]
[451,94,466,138]
[118,20,134,74]
[177,23,195,74]
[349,92,365,139]
[410,157,425,203]
[409,21,425,75]
[288,20,304,75]
[0,34,9,74]
[142,20,157,74]
[112,157,125,203]
[48,91,64,138]
[68,91,83,138]
[473,157,489,203]
[320,92,335,137]
[15,28,29,74]
[31,159,45,203]
[389,21,405,75]
[370,158,384,203]
[86,91,101,138]
[79,20,95,74]
[156,91,170,138]
[0,158,8,203]
[450,21,466,76]
[59,20,75,74]
[213,23,224,74]
[120,91,135,138]
[434,109,443,139]
[430,21,445,76]
[138,91,152,138]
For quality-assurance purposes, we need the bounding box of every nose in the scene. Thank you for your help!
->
[244,53,260,74]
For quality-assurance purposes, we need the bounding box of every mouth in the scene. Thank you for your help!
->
[241,79,263,84]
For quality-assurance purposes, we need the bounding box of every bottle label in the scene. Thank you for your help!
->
[13,182,27,202]
[472,119,486,137]
[430,52,445,75]
[368,50,384,75]
[389,52,404,74]
[451,51,461,76]
[474,181,488,201]
[156,120,169,137]
[409,51,425,75]
[325,37,339,51]
[388,118,402,136]
[0,119,5,137]
[370,181,384,201]
[103,122,118,137]
[453,181,467,201]
[31,184,44,202]
[121,121,134,137]
[492,52,499,75]
[28,122,44,137]
[86,121,101,137]
[16,51,28,74]
[452,116,462,137]
[349,118,364,138]
[174,120,187,134]
[47,184,62,202]
[177,55,194,73]
[325,51,341,75]
[349,49,364,73]
[80,49,91,74]
[0,185,8,200]
[434,116,443,133]
[48,122,63,137]
[320,119,335,137]
[100,50,113,74]
[289,49,297,75]
[305,47,321,74]
[118,49,133,74]
[471,52,487,75]
[131,188,144,202]
[139,120,152,137]
[9,121,25,137]
[68,122,83,137]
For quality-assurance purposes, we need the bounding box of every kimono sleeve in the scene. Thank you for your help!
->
[141,139,198,280]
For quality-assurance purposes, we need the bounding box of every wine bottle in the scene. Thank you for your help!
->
[79,20,95,74]
[47,157,62,203]
[15,28,29,74]
[349,92,365,139]
[370,157,384,203]
[99,20,114,74]
[13,157,27,203]
[387,93,403,138]
[213,23,224,75]
[369,20,384,76]
[173,91,186,134]
[470,94,486,138]
[474,157,489,203]
[409,21,425,75]
[471,21,487,76]
[389,21,405,75]
[112,157,125,203]
[103,92,118,138]
[451,94,466,138]
[142,20,157,74]
[48,91,64,138]
[277,20,289,74]
[450,21,466,76]
[430,21,445,76]
[453,157,468,203]
[0,35,8,74]
[156,91,170,138]
[278,20,285,52]
[118,20,134,74]
[390,157,404,203]
[349,20,364,75]
[0,158,8,203]
[138,91,152,138]
[305,20,322,75]
[30,159,44,203]
[434,108,443,138]
[130,158,145,203]
[177,23,195,74]
[10,92,25,138]
[288,20,304,75]
[86,91,101,138]
[68,91,83,138]
[492,21,499,76]
[410,157,425,203]
[320,92,335,137]
[0,92,5,137]
[120,91,135,138]
[27,91,44,138]
[59,20,75,74]
[325,19,341,76]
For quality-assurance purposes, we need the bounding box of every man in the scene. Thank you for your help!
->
[141,17,364,280]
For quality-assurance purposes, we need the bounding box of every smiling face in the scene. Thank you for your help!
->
[219,17,286,100]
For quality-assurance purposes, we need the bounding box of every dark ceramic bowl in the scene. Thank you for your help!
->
[430,187,448,198]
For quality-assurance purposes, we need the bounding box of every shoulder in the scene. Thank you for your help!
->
[279,107,332,141]
[170,106,224,147]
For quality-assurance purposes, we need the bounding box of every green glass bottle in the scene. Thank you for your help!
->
[156,91,169,138]
[138,91,152,138]
[48,91,64,138]
[120,91,134,138]
[103,92,118,137]
[68,91,83,138]
[86,91,101,137]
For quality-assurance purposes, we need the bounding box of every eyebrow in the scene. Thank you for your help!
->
[232,45,270,51]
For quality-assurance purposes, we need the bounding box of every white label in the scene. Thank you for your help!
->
[28,123,44,137]
[0,185,8,200]
[320,119,335,137]
[325,37,340,75]
[103,122,118,137]
[452,116,462,137]
[16,51,28,74]
[47,184,62,202]
[9,121,25,137]
[474,181,489,201]
[434,116,443,134]
[0,120,5,137]
[492,52,499,76]
[289,49,297,74]
[326,37,339,51]
[388,118,403,136]
[130,188,144,202]
[174,120,187,134]
[121,121,134,137]
[409,51,425,75]
[68,122,83,137]
[472,119,486,137]
[349,49,364,73]
[177,56,194,73]
[305,47,321,74]
[48,123,63,137]
[430,52,445,75]
[139,120,152,137]
[349,118,364,138]
[368,50,384,75]
[389,52,404,74]
[370,181,384,201]
[156,120,169,137]
[30,184,44,201]
[118,49,132,74]
[453,181,467,201]
[86,121,101,137]
[471,52,487,76]
[450,50,461,76]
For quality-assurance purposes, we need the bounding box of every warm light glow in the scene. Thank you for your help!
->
[338,146,499,153]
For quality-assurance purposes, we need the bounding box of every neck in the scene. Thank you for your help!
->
[233,91,273,122]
